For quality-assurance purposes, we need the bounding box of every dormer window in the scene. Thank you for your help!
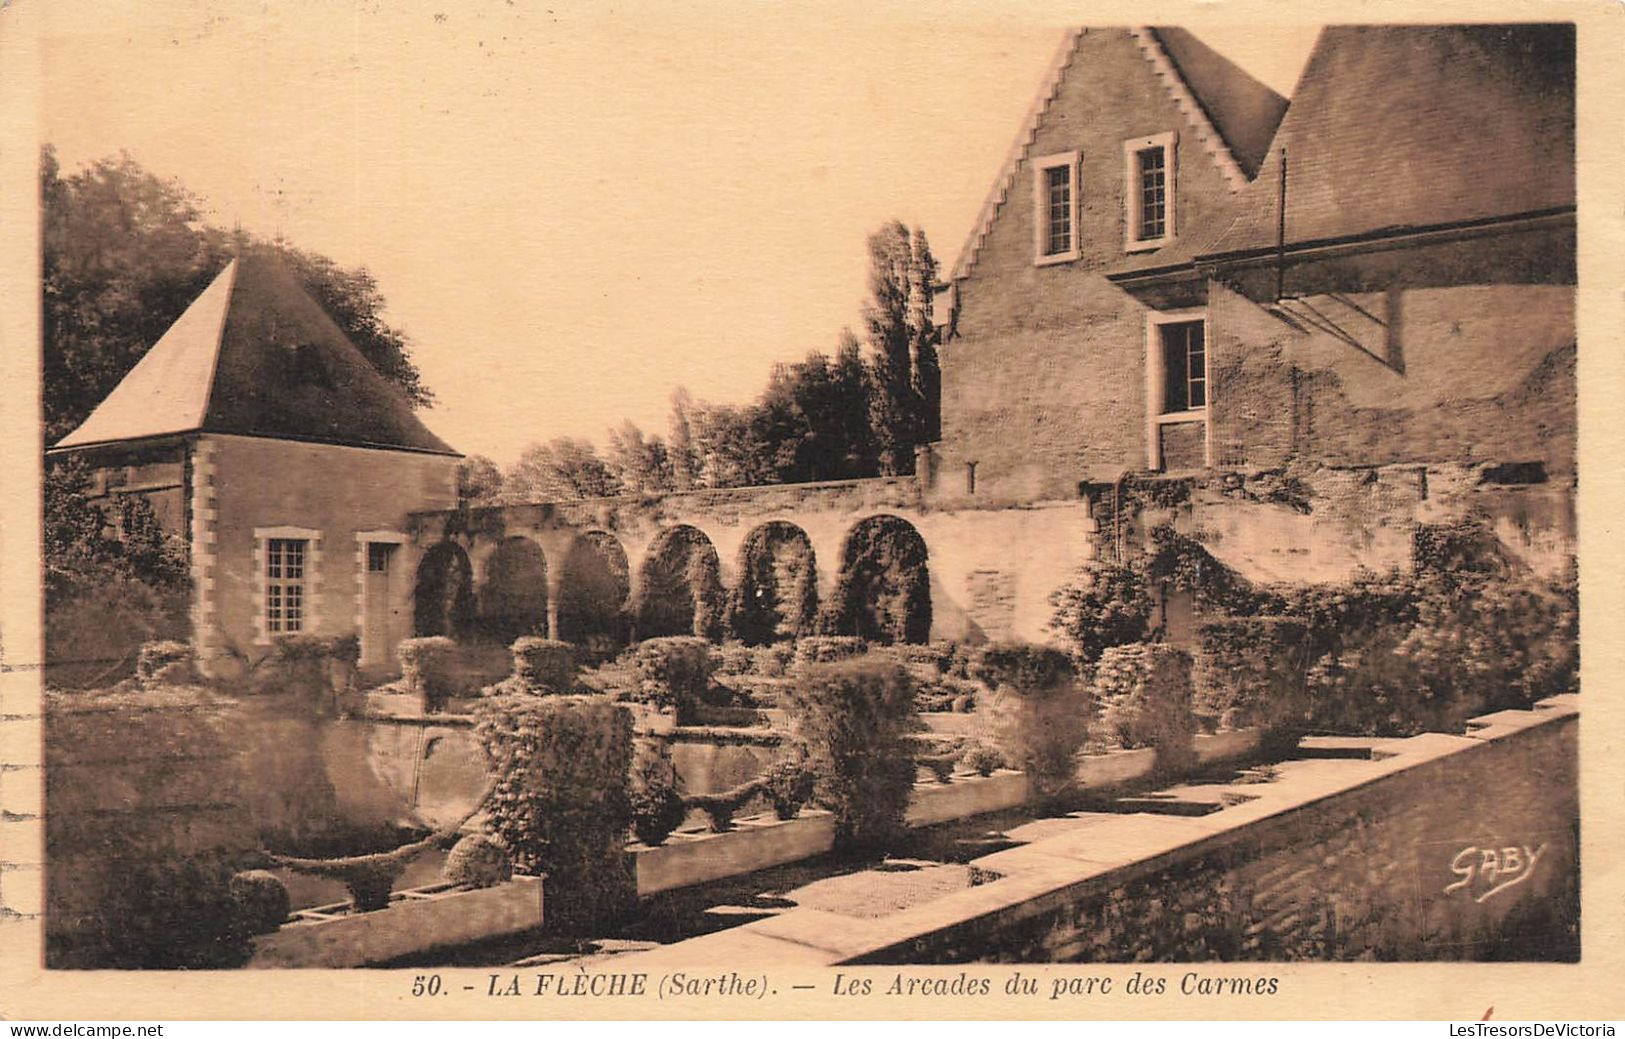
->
[1124,132,1177,251]
[1032,151,1082,265]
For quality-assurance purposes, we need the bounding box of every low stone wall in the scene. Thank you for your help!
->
[248,876,545,968]
[608,696,1579,967]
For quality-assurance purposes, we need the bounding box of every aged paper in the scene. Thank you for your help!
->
[2,0,1623,1021]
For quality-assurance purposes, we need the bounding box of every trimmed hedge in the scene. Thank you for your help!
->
[473,693,635,933]
[397,636,459,713]
[782,659,921,853]
[230,870,290,936]
[1092,643,1197,767]
[631,636,713,721]
[1193,617,1312,744]
[443,834,513,889]
[794,636,868,668]
[973,642,1074,692]
[628,740,687,847]
[511,636,576,693]
[982,643,1092,798]
[761,755,815,820]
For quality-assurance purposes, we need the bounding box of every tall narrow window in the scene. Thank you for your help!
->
[1032,151,1081,264]
[1137,146,1167,240]
[266,538,308,634]
[1160,321,1206,413]
[1044,166,1072,256]
[1123,132,1176,251]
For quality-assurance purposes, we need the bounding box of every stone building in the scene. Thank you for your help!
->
[928,24,1575,587]
[49,249,462,676]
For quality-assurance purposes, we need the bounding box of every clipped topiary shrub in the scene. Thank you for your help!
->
[959,742,1006,777]
[973,642,1075,692]
[473,693,635,933]
[1092,643,1197,768]
[628,740,687,847]
[229,869,290,936]
[443,833,513,889]
[511,636,576,693]
[398,635,459,713]
[782,659,920,853]
[793,636,867,669]
[1193,617,1312,750]
[761,755,815,820]
[982,643,1093,799]
[136,640,196,686]
[631,636,713,722]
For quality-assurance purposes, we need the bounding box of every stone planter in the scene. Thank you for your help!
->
[918,712,992,738]
[1074,747,1158,790]
[633,810,836,896]
[1193,727,1261,765]
[905,770,1030,827]
[247,875,544,968]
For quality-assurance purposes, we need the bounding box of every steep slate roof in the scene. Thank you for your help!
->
[1150,28,1290,179]
[1111,23,1575,278]
[950,27,1287,283]
[55,250,458,455]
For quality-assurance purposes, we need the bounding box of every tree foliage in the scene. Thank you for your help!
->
[42,147,431,446]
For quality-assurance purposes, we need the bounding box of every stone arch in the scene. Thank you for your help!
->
[475,536,549,645]
[823,514,931,644]
[556,530,632,661]
[727,521,819,645]
[635,524,724,640]
[413,541,476,639]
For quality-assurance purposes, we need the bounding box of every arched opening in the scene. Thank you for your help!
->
[824,515,931,644]
[413,541,475,639]
[727,521,818,645]
[556,530,631,661]
[475,536,549,645]
[635,525,724,640]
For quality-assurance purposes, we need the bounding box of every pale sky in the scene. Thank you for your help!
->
[40,1,1322,466]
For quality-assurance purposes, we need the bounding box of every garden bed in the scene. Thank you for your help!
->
[248,875,544,968]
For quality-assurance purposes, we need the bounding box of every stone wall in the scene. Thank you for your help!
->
[1207,279,1576,480]
[938,712,1578,963]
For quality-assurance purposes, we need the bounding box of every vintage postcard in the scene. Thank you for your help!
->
[2,0,1622,1022]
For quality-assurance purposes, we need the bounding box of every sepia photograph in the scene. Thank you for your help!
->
[1,0,1619,1023]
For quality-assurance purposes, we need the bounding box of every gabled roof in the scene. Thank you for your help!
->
[54,250,458,456]
[1111,23,1575,279]
[950,27,1287,283]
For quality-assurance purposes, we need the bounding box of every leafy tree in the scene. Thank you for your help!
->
[667,388,701,492]
[605,421,676,495]
[504,437,623,501]
[41,146,430,446]
[455,454,505,506]
[862,221,941,475]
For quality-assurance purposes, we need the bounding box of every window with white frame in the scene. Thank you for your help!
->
[266,538,308,634]
[1144,309,1211,472]
[1032,151,1082,264]
[1123,132,1176,251]
[1159,320,1206,414]
[255,526,321,643]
